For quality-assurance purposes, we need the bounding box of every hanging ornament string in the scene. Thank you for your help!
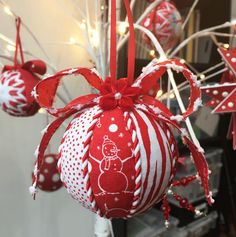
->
[14,17,24,67]
[124,0,135,85]
[110,0,117,82]
[110,0,135,84]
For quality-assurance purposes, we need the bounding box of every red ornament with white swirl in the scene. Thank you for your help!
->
[142,1,183,51]
[0,67,42,116]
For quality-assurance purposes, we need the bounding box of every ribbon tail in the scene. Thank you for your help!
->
[31,109,78,198]
[142,101,213,205]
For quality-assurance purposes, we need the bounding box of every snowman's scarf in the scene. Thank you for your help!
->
[31,0,213,219]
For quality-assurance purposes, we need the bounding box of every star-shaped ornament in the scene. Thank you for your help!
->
[202,82,236,149]
[218,47,236,76]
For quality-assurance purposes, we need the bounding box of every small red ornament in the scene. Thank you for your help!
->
[31,0,212,222]
[32,154,62,192]
[141,1,182,51]
[0,17,46,116]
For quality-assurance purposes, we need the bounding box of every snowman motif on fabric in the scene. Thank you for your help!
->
[97,135,129,193]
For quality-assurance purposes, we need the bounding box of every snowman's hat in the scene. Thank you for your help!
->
[103,135,120,151]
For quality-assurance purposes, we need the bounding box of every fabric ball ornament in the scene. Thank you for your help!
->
[32,154,62,192]
[31,0,212,223]
[0,17,46,116]
[0,62,46,116]
[141,1,182,51]
[30,60,212,219]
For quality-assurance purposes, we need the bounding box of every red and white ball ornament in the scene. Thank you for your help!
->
[32,154,62,192]
[30,0,212,224]
[0,17,46,116]
[141,1,183,51]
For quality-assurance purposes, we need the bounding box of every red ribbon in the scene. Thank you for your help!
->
[14,17,24,67]
[110,0,135,84]
[2,17,47,76]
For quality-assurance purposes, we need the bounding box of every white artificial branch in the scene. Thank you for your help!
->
[117,0,162,51]
[182,0,199,30]
[169,22,234,57]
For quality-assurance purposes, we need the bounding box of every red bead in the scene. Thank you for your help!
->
[180,198,188,208]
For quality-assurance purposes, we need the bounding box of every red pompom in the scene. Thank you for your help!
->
[141,1,183,51]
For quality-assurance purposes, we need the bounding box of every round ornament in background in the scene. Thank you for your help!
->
[32,154,62,192]
[0,65,43,116]
[142,0,183,52]
[0,17,46,117]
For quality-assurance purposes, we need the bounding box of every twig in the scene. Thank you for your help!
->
[182,0,199,30]
[170,22,234,57]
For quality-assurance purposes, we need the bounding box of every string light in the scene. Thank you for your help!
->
[6,44,15,51]
[180,59,185,64]
[118,22,128,35]
[170,93,175,99]
[38,108,46,114]
[199,74,205,80]
[156,89,163,98]
[69,37,77,44]
[101,5,105,10]
[149,49,156,57]
[223,43,229,49]
[3,5,13,16]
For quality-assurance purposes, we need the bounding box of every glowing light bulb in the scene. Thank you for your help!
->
[101,5,105,10]
[199,74,205,80]
[170,93,175,99]
[156,89,163,98]
[38,108,46,114]
[149,50,155,57]
[180,59,185,64]
[3,6,13,16]
[118,22,128,35]
[6,44,15,51]
[223,43,229,49]
[69,37,76,44]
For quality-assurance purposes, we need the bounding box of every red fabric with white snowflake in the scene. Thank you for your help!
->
[201,47,236,149]
[31,0,212,221]
[32,154,62,192]
[0,17,46,116]
[141,1,182,51]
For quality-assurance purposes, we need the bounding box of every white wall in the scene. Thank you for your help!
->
[0,0,95,236]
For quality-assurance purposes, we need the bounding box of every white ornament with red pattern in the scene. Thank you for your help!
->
[58,105,177,218]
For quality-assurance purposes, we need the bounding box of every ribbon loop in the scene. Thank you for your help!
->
[34,67,103,116]
[134,59,201,119]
